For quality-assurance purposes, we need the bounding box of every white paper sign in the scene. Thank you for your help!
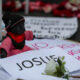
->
[25,39,80,61]
[25,17,78,39]
[8,75,66,80]
[0,47,80,79]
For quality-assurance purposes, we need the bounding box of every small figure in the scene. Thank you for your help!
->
[0,12,34,58]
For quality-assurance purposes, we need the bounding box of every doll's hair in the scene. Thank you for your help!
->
[2,12,25,31]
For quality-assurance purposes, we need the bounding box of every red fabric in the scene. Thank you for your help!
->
[0,31,34,57]
[7,32,25,43]
[52,1,80,18]
[25,31,33,40]
[2,0,80,18]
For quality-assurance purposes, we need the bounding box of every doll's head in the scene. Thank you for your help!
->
[2,12,25,35]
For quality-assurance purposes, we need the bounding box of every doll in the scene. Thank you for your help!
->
[0,12,34,58]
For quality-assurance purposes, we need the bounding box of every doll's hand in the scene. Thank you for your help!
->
[0,48,7,58]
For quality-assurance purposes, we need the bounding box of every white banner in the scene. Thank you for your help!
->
[25,17,78,39]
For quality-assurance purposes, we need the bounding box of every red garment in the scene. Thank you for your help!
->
[7,32,25,43]
[0,31,33,57]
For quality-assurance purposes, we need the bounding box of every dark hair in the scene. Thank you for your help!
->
[2,12,25,31]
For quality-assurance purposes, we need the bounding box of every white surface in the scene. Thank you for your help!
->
[25,39,80,61]
[0,66,11,80]
[8,75,66,80]
[0,47,80,79]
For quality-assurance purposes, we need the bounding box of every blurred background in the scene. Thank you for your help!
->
[1,0,80,42]
[2,0,65,16]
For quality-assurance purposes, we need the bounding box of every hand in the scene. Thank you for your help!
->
[0,48,7,58]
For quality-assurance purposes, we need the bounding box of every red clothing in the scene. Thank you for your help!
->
[0,31,33,57]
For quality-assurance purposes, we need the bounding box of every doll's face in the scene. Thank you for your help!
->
[7,21,25,35]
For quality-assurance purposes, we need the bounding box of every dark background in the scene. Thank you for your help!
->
[3,0,65,4]
[30,0,64,3]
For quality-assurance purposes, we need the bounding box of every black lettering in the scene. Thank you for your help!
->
[50,55,57,62]
[45,56,50,61]
[16,63,23,71]
[32,58,42,66]
[50,55,55,59]
[39,57,50,64]
[22,60,34,68]
[54,57,58,62]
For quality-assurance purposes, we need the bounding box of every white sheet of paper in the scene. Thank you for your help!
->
[25,17,78,39]
[0,47,80,79]
[8,75,66,80]
[25,39,80,61]
[0,66,10,80]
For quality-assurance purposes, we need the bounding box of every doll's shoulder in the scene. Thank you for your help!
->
[2,36,12,43]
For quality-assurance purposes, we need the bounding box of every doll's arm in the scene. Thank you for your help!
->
[0,48,7,58]
[0,37,12,58]
[25,31,34,40]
